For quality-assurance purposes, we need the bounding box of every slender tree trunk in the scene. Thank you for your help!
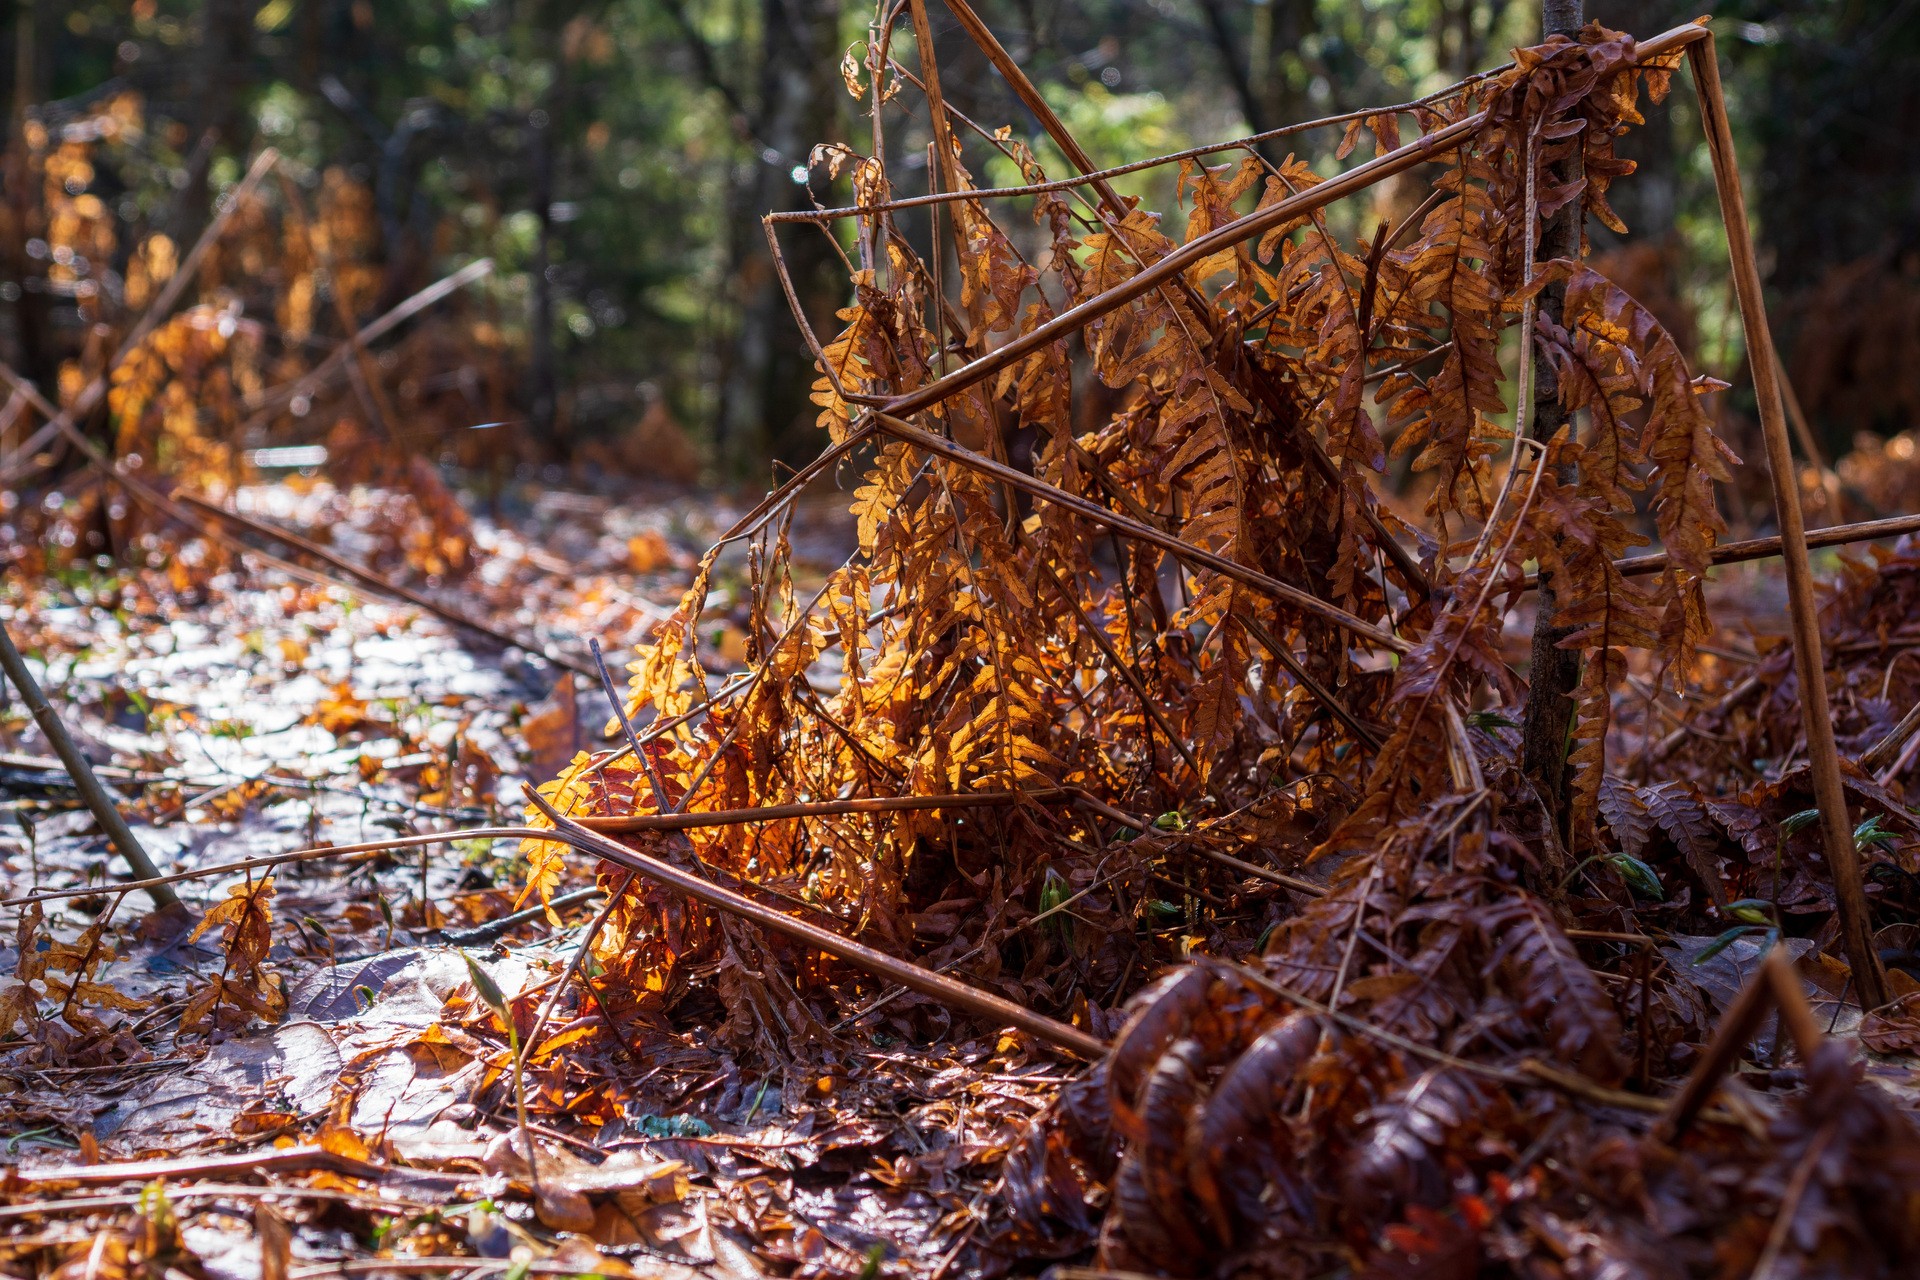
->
[1520,0,1586,833]
[1194,0,1268,138]
[715,0,844,471]
[1193,1,1317,164]
[2,0,54,393]
[1259,2,1317,140]
[528,100,559,450]
[173,0,253,246]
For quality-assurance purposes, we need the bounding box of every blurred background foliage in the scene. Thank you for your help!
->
[5,0,1917,480]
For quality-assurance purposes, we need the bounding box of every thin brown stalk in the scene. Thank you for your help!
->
[521,789,1109,1058]
[273,171,407,439]
[241,258,494,420]
[113,150,281,375]
[9,800,1106,1058]
[0,618,176,908]
[1058,791,1322,894]
[1179,845,1327,898]
[908,0,962,199]
[1033,558,1207,781]
[572,786,1067,836]
[766,63,1520,226]
[1517,512,1920,589]
[0,828,533,907]
[1658,944,1813,1141]
[1862,702,1920,775]
[16,1145,461,1193]
[1,148,277,482]
[869,410,1409,653]
[1767,946,1825,1062]
[1240,613,1388,750]
[1750,1123,1838,1280]
[1688,36,1887,1011]
[174,494,591,676]
[937,2,1433,601]
[938,0,1130,221]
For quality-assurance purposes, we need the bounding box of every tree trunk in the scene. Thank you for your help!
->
[715,0,845,472]
[2,0,55,395]
[173,0,254,247]
[1520,0,1586,833]
[1193,1,1318,164]
[528,100,560,449]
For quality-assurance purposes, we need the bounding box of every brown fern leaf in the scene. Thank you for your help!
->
[1477,892,1624,1082]
[1597,775,1654,860]
[1342,1068,1493,1224]
[1527,481,1662,845]
[1387,180,1508,520]
[1555,264,1738,664]
[1641,779,1730,909]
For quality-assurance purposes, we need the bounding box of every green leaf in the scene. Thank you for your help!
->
[1466,710,1519,731]
[1037,868,1069,915]
[1725,898,1774,926]
[462,954,510,1019]
[1037,868,1072,944]
[1694,924,1762,964]
[1780,808,1822,837]
[1152,810,1186,831]
[858,1243,886,1280]
[1607,852,1664,899]
[1854,814,1899,850]
[633,1112,715,1138]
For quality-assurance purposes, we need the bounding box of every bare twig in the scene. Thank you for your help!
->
[241,258,495,419]
[867,23,1710,428]
[1751,1122,1839,1280]
[0,794,1090,909]
[937,0,1130,221]
[1057,791,1326,895]
[1240,613,1388,750]
[0,149,278,487]
[588,638,670,803]
[1659,946,1820,1140]
[436,885,604,946]
[1862,702,1920,775]
[116,151,282,373]
[929,2,1435,602]
[14,1145,461,1193]
[578,787,1062,831]
[0,615,177,909]
[767,65,1521,225]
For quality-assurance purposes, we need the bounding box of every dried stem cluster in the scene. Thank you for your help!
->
[523,15,1745,1013]
[503,11,1920,1273]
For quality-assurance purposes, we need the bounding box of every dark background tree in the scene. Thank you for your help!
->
[2,0,1914,477]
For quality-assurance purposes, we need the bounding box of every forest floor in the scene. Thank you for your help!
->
[0,467,1914,1280]
[0,475,1063,1278]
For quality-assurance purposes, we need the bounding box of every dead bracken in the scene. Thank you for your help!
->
[0,8,1918,1279]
